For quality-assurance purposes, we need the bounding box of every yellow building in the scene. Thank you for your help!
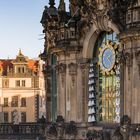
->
[0,50,46,123]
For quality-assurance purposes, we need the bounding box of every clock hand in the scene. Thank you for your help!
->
[108,54,114,62]
[107,55,111,65]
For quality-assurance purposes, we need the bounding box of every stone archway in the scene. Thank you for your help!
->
[82,18,122,124]
[82,20,120,59]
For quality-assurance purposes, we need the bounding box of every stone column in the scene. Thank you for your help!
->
[56,63,66,118]
[78,60,90,123]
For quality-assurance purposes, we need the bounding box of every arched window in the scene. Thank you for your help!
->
[88,32,120,123]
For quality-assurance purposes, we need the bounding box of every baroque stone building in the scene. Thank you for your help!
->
[40,0,140,139]
[0,50,46,123]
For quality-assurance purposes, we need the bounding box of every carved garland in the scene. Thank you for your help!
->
[68,63,77,86]
[56,63,66,87]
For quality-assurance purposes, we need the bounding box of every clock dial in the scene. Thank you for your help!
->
[98,41,116,73]
[102,48,115,69]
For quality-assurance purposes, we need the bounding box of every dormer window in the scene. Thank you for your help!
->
[22,67,25,73]
[16,66,25,74]
[18,67,21,73]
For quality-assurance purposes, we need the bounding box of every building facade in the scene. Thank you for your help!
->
[0,50,46,123]
[40,0,140,139]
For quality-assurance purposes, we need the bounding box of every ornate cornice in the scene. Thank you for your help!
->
[119,30,140,43]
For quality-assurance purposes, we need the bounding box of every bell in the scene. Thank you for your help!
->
[88,116,92,122]
[88,100,92,106]
[89,73,92,78]
[89,87,91,91]
[89,69,92,73]
[115,106,120,114]
[89,68,93,73]
[90,79,93,84]
[91,115,96,122]
[91,100,95,106]
[116,98,120,105]
[88,108,92,114]
[91,86,94,91]
[91,107,95,113]
[90,63,93,67]
[89,93,92,98]
[91,93,94,98]
[88,80,91,85]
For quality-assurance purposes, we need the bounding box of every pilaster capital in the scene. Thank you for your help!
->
[119,31,140,43]
[56,63,66,74]
[124,51,133,67]
[78,58,90,72]
[68,63,77,75]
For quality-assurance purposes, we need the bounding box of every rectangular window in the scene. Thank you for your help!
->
[16,80,20,87]
[18,67,21,73]
[21,112,26,123]
[21,98,26,107]
[22,67,25,73]
[22,80,26,87]
[127,12,131,23]
[4,98,8,107]
[4,112,8,123]
[35,79,39,88]
[11,96,18,107]
[3,79,9,88]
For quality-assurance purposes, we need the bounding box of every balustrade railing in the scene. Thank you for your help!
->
[0,123,44,135]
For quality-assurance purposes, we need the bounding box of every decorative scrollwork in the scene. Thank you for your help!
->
[56,63,66,74]
[48,123,57,136]
[120,115,131,140]
[68,63,77,86]
[124,52,133,67]
[68,63,77,75]
[65,121,77,135]
[86,130,103,140]
[56,115,65,123]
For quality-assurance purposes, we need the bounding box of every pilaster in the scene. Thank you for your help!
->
[120,31,140,123]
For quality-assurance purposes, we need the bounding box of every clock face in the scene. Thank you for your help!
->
[99,41,116,73]
[102,48,115,70]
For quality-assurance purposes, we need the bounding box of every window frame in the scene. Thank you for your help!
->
[3,98,8,107]
[11,96,18,107]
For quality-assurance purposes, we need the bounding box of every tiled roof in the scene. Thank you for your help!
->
[0,59,39,75]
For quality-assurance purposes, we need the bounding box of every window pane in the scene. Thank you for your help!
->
[4,98,8,107]
[21,112,26,123]
[22,80,25,87]
[4,112,8,123]
[21,98,26,107]
[11,96,18,107]
[16,80,20,87]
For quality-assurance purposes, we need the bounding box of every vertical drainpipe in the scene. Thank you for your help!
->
[51,54,57,122]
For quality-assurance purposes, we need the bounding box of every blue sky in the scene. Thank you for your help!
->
[0,0,69,59]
